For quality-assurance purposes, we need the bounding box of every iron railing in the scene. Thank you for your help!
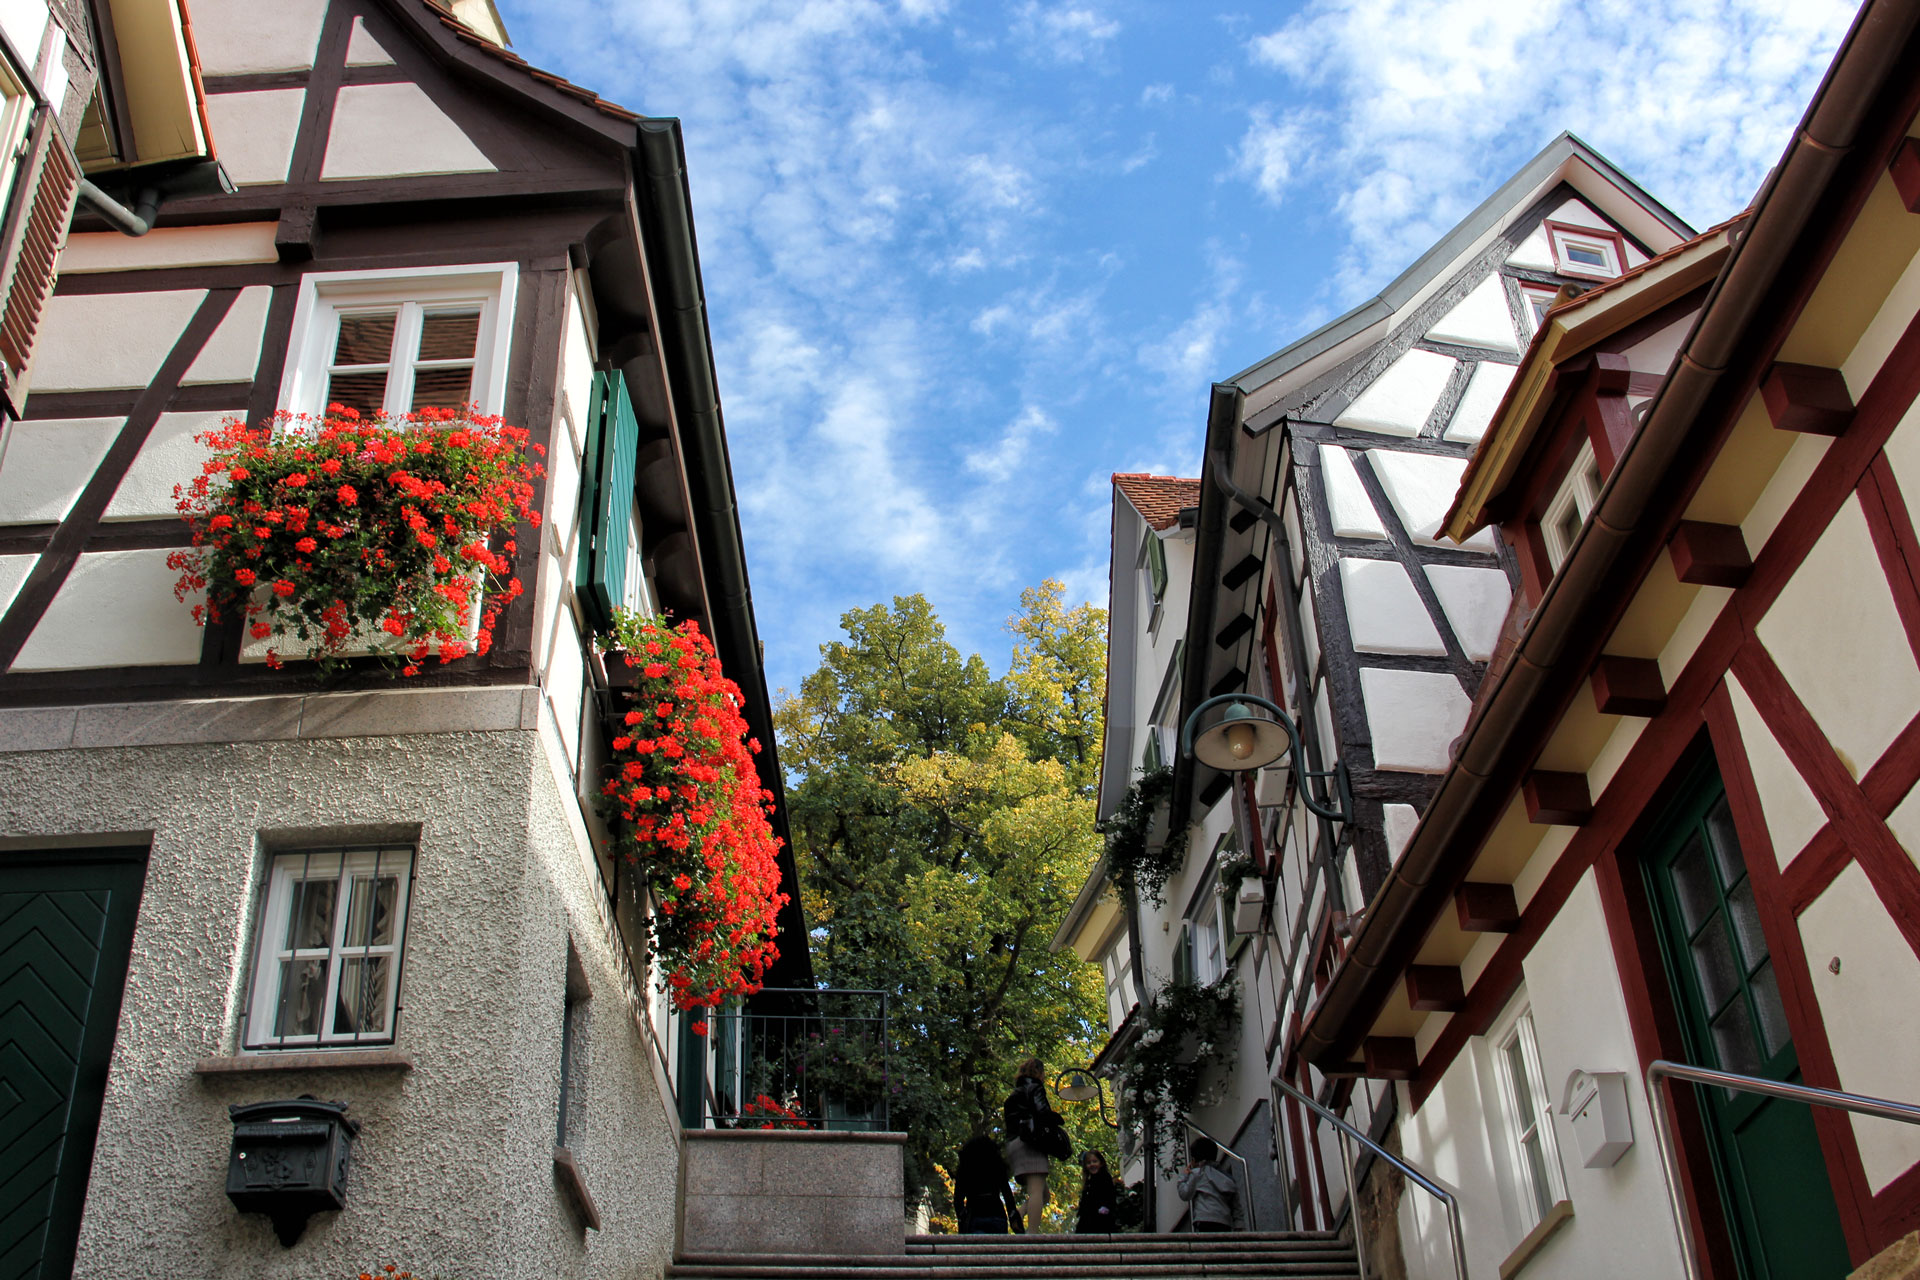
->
[1176,1113,1259,1232]
[703,987,891,1132]
[1272,1075,1467,1280]
[1647,1059,1920,1280]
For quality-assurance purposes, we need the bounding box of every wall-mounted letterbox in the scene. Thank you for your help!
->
[1559,1069,1633,1168]
[226,1097,360,1245]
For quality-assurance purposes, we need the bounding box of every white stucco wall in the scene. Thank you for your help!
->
[0,718,681,1280]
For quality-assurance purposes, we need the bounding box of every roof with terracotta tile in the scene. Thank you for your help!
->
[1114,473,1200,531]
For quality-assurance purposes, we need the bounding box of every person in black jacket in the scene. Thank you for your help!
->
[1002,1058,1055,1231]
[1074,1150,1117,1233]
[954,1134,1023,1234]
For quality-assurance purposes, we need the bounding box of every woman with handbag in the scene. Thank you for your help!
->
[1002,1058,1066,1231]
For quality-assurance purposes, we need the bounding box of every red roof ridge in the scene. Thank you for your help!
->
[421,1,646,125]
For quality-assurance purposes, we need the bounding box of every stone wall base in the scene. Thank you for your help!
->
[680,1130,906,1256]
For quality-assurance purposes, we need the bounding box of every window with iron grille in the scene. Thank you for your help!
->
[244,847,414,1049]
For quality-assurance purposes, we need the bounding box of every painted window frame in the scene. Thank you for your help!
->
[1141,529,1168,633]
[1095,929,1138,1032]
[1518,284,1560,335]
[244,846,415,1050]
[1540,440,1603,572]
[1487,996,1567,1232]
[1543,221,1627,281]
[277,263,520,421]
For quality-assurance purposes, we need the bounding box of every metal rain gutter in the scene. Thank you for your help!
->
[633,118,814,988]
[1297,0,1920,1070]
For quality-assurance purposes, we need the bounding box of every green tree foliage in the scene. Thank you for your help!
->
[776,583,1116,1219]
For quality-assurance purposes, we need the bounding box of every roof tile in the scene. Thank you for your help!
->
[1113,473,1200,531]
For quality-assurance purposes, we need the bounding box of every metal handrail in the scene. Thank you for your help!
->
[1176,1113,1259,1232]
[1647,1059,1920,1280]
[1272,1076,1468,1280]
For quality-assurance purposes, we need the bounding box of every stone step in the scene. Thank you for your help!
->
[680,1251,1355,1269]
[668,1261,1360,1280]
[906,1233,1342,1247]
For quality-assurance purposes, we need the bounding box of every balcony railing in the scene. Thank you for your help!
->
[702,987,892,1132]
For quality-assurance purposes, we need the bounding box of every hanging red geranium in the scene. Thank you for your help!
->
[601,613,787,1012]
[169,406,542,673]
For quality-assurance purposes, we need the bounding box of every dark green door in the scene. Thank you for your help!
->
[0,851,146,1279]
[1643,769,1849,1279]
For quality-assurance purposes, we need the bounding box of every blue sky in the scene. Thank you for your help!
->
[498,0,1858,698]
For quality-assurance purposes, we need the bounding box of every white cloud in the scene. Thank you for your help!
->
[1140,82,1174,105]
[1238,0,1857,297]
[1011,2,1121,60]
[967,405,1058,482]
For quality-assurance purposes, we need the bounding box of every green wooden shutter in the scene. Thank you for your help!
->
[581,370,640,630]
[1147,533,1168,601]
[1142,728,1162,773]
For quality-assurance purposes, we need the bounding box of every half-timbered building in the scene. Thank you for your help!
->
[1101,0,1920,1276]
[0,3,807,1277]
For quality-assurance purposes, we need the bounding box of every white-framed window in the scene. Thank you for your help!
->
[1187,881,1226,986]
[278,264,519,420]
[1519,284,1559,335]
[1540,441,1603,571]
[1545,223,1624,280]
[1096,931,1138,1032]
[1489,1000,1566,1230]
[245,847,414,1049]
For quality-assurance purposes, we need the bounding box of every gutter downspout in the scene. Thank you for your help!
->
[632,118,815,988]
[76,181,160,236]
[1298,0,1920,1070]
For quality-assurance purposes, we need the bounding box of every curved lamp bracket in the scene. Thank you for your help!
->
[1179,692,1352,824]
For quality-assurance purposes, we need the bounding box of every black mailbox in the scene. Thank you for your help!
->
[226,1097,360,1246]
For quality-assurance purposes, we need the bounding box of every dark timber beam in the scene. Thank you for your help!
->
[1404,965,1467,1013]
[1669,520,1753,588]
[1363,1037,1419,1081]
[1216,613,1254,649]
[1891,137,1920,213]
[1591,656,1667,718]
[1760,362,1854,436]
[1523,771,1592,825]
[1455,882,1521,933]
[1222,553,1262,590]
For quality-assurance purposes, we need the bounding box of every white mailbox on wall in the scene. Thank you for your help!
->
[1560,1069,1634,1167]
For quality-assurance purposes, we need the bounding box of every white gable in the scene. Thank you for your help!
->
[191,0,328,75]
[1546,198,1611,232]
[345,18,397,67]
[205,90,305,187]
[322,83,496,181]
[1425,277,1519,353]
[183,286,273,385]
[1445,361,1517,444]
[1372,450,1493,550]
[0,418,119,524]
[1320,446,1387,540]
[1506,227,1555,271]
[1335,348,1456,437]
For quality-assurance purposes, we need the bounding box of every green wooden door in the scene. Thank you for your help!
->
[0,851,145,1279]
[1643,770,1849,1280]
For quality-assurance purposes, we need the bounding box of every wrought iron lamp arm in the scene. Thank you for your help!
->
[1179,693,1352,823]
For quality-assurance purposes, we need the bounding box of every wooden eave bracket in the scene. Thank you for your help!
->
[1455,881,1522,933]
[1889,137,1920,213]
[1591,655,1667,717]
[1668,520,1752,587]
[1404,964,1467,1013]
[275,203,316,263]
[1363,1036,1419,1080]
[1760,362,1854,435]
[1523,770,1592,825]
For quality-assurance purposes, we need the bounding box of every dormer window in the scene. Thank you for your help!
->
[1541,442,1603,571]
[1545,223,1625,280]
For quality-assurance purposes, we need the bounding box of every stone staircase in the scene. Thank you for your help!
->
[671,1231,1362,1280]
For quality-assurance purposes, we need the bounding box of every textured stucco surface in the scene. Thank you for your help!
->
[681,1132,905,1256]
[0,726,680,1280]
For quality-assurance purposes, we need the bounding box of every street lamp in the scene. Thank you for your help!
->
[1179,693,1352,823]
[1055,1067,1118,1128]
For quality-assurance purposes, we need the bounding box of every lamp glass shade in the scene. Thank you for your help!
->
[1057,1070,1100,1103]
[1192,701,1290,772]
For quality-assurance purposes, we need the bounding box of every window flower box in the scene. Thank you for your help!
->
[169,407,542,675]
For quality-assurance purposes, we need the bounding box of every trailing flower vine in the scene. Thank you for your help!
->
[1097,764,1188,907]
[600,611,787,1015]
[169,407,541,674]
[1118,976,1240,1173]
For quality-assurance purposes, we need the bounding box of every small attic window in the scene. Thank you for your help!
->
[1520,285,1558,334]
[1541,442,1603,571]
[1545,222,1626,280]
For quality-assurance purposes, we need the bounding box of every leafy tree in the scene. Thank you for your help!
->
[776,583,1117,1219]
